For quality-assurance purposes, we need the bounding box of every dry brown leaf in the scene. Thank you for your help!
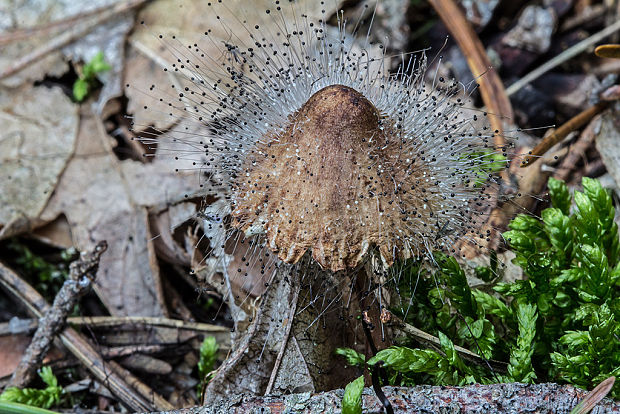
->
[0,334,31,378]
[63,14,134,114]
[150,202,196,267]
[0,0,132,106]
[125,0,343,133]
[0,41,68,88]
[0,84,78,238]
[30,214,74,249]
[39,106,205,316]
[203,260,359,403]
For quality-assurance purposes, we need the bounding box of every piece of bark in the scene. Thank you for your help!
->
[502,5,557,54]
[163,383,620,414]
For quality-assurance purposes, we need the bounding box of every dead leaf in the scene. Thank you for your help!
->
[39,106,205,316]
[125,0,344,133]
[0,41,68,89]
[0,334,31,378]
[268,264,361,394]
[150,202,196,267]
[0,0,132,104]
[0,84,78,238]
[62,14,134,114]
[31,214,74,249]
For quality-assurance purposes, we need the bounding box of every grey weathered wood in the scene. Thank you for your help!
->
[162,383,620,414]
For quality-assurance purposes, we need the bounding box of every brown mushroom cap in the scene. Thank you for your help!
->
[231,84,444,272]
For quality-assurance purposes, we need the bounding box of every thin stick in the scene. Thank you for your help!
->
[520,102,608,167]
[0,315,230,336]
[429,0,513,149]
[553,114,602,181]
[506,19,620,97]
[74,315,229,333]
[389,315,508,373]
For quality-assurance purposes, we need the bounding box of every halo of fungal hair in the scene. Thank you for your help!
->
[128,0,513,322]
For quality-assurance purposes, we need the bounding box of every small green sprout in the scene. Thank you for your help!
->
[335,348,366,368]
[0,367,63,410]
[73,52,111,102]
[197,336,219,394]
[342,375,364,414]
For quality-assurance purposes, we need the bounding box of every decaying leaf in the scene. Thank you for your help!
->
[0,85,78,238]
[40,106,204,316]
[125,0,344,133]
[0,0,133,106]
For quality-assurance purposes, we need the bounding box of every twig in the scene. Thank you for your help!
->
[0,0,148,80]
[0,246,173,412]
[553,114,602,182]
[521,103,607,167]
[7,241,108,388]
[389,315,508,373]
[506,19,620,97]
[74,316,230,334]
[0,316,230,348]
[560,5,607,33]
[102,344,168,359]
[428,0,513,149]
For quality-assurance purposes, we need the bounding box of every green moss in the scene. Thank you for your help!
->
[339,177,620,398]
